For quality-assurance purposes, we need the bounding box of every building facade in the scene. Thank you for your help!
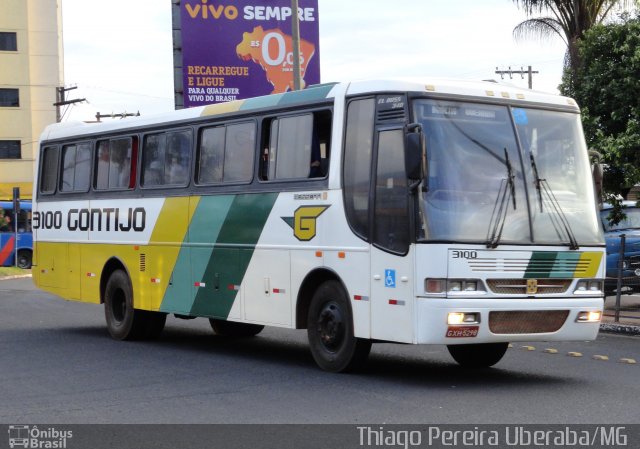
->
[0,0,63,200]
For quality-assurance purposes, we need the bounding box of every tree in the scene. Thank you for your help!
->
[512,0,638,90]
[560,13,640,204]
[0,208,8,231]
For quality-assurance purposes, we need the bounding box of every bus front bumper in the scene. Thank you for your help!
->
[415,296,603,345]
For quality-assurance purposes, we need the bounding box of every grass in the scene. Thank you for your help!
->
[0,266,31,277]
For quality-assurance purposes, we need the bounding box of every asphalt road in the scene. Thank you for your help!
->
[1,277,638,424]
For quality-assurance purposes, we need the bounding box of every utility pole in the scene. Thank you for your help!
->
[291,0,302,91]
[54,86,86,122]
[494,66,539,89]
[95,111,140,122]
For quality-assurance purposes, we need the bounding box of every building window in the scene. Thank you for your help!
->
[0,88,19,107]
[0,140,21,159]
[0,32,17,51]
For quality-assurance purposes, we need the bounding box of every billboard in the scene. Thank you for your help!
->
[178,1,320,108]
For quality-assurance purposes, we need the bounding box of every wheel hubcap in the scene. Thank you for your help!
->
[317,302,345,352]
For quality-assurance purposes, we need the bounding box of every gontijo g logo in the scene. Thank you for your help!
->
[282,205,329,241]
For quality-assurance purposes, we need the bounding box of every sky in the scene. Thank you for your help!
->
[59,0,569,122]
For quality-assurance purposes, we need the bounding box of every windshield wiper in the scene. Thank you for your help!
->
[486,148,517,248]
[529,152,579,250]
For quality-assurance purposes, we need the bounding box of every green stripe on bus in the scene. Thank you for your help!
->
[239,83,336,111]
[524,251,557,278]
[189,193,278,318]
[550,252,583,278]
[159,195,235,314]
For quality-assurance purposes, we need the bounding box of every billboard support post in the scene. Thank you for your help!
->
[291,0,302,91]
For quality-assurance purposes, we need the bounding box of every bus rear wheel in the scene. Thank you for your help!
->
[307,280,371,373]
[209,319,264,337]
[104,269,166,340]
[16,250,31,269]
[447,342,509,368]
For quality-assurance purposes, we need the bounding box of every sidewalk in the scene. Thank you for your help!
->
[601,294,640,335]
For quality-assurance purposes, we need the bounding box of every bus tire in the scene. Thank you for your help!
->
[104,269,149,341]
[209,319,264,337]
[307,280,371,373]
[447,342,509,368]
[16,250,32,269]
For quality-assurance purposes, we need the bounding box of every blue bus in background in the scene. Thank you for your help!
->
[0,200,32,269]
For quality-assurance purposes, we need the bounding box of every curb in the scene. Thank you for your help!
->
[0,274,32,281]
[600,322,640,336]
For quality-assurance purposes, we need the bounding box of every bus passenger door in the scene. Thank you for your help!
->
[370,128,415,343]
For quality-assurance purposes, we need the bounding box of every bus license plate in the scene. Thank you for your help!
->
[446,326,479,338]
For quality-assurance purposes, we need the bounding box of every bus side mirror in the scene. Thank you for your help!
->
[405,123,425,182]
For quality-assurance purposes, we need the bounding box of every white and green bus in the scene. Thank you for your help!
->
[33,79,605,372]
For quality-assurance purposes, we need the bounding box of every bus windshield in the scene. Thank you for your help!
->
[413,99,602,246]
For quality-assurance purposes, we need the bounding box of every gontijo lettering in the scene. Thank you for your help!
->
[33,207,146,232]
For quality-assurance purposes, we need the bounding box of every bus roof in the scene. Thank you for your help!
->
[40,78,578,142]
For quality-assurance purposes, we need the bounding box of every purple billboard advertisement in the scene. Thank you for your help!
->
[180,0,321,107]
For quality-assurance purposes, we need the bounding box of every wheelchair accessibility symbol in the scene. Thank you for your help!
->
[384,269,396,288]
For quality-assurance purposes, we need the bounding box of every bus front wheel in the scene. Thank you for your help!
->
[209,319,264,337]
[307,280,371,373]
[104,269,166,340]
[447,342,509,368]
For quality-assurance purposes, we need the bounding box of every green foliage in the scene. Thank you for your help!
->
[561,13,640,198]
[512,0,639,86]
[0,208,7,230]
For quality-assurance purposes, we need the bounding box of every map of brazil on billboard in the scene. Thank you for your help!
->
[180,0,321,107]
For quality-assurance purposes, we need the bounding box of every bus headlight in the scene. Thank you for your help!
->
[576,311,602,322]
[574,280,603,294]
[448,312,480,325]
[447,279,484,294]
[424,279,485,295]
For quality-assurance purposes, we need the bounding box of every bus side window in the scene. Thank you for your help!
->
[142,130,191,188]
[142,134,165,187]
[198,126,225,184]
[61,142,91,192]
[40,146,59,194]
[259,110,331,181]
[95,138,135,190]
[223,122,255,183]
[165,130,192,185]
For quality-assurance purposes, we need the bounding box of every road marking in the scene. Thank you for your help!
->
[543,348,558,354]
[592,355,609,361]
[567,352,583,357]
[521,345,536,351]
[619,358,637,364]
